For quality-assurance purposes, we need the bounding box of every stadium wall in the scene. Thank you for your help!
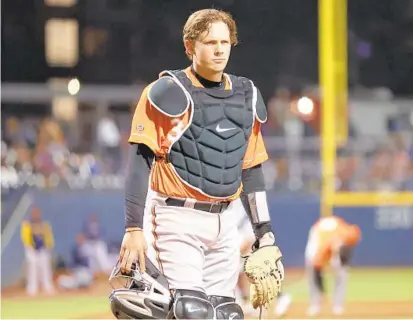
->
[1,190,412,288]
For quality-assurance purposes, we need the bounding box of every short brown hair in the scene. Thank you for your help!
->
[183,9,238,57]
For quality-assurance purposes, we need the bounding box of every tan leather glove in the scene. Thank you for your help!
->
[244,232,284,309]
[119,228,147,274]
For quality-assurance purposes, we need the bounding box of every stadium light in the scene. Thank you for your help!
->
[68,78,80,95]
[297,96,314,115]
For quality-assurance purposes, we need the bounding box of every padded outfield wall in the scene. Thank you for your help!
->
[1,189,412,288]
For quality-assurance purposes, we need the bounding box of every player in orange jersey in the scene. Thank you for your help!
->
[304,216,361,316]
[109,8,284,319]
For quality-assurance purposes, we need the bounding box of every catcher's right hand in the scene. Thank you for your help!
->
[243,232,284,309]
[119,229,147,274]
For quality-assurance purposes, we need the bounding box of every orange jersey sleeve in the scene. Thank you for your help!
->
[129,84,186,155]
[242,120,269,169]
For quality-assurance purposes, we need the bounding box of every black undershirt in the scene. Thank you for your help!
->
[124,70,267,231]
[190,66,224,89]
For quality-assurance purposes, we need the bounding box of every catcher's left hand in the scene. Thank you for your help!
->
[243,232,284,309]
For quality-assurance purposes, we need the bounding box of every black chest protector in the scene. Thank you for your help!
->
[161,70,255,198]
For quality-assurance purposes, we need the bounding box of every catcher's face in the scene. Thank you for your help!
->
[186,21,232,80]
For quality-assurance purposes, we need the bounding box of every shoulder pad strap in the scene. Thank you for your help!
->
[226,74,243,91]
[160,69,193,89]
[251,81,268,123]
[148,75,189,117]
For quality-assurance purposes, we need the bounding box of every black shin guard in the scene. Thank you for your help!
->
[209,295,244,319]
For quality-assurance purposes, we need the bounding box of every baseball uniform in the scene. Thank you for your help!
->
[305,216,361,314]
[129,67,268,299]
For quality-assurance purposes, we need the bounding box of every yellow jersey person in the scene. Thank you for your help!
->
[21,207,55,296]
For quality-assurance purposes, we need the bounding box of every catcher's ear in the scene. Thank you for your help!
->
[184,39,194,59]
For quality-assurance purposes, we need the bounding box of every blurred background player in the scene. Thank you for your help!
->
[305,216,362,316]
[83,213,111,274]
[57,233,94,290]
[20,207,55,296]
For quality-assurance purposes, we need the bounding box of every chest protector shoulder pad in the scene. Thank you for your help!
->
[148,76,190,117]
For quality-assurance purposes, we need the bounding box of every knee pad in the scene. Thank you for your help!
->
[169,289,214,319]
[209,296,244,319]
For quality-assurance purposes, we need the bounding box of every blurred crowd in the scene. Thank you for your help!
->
[1,114,129,192]
[260,87,413,192]
[2,89,413,194]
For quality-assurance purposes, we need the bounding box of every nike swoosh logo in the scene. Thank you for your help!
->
[216,124,236,133]
[187,306,202,313]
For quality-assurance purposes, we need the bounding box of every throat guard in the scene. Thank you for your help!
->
[159,70,256,199]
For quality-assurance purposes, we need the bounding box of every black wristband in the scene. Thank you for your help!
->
[252,221,273,239]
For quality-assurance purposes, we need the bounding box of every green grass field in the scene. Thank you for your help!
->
[285,267,413,302]
[2,268,413,319]
[1,295,110,319]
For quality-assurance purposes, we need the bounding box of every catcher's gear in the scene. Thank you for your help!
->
[148,76,189,117]
[251,83,268,123]
[209,296,244,319]
[108,259,170,319]
[243,233,284,310]
[215,302,244,319]
[169,289,214,319]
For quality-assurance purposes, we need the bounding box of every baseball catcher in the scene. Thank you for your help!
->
[115,8,285,319]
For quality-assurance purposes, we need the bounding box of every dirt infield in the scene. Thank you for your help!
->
[77,301,413,319]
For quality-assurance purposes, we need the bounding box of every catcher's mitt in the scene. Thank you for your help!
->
[243,245,284,309]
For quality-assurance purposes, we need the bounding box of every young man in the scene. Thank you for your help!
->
[118,9,284,319]
[305,216,361,316]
